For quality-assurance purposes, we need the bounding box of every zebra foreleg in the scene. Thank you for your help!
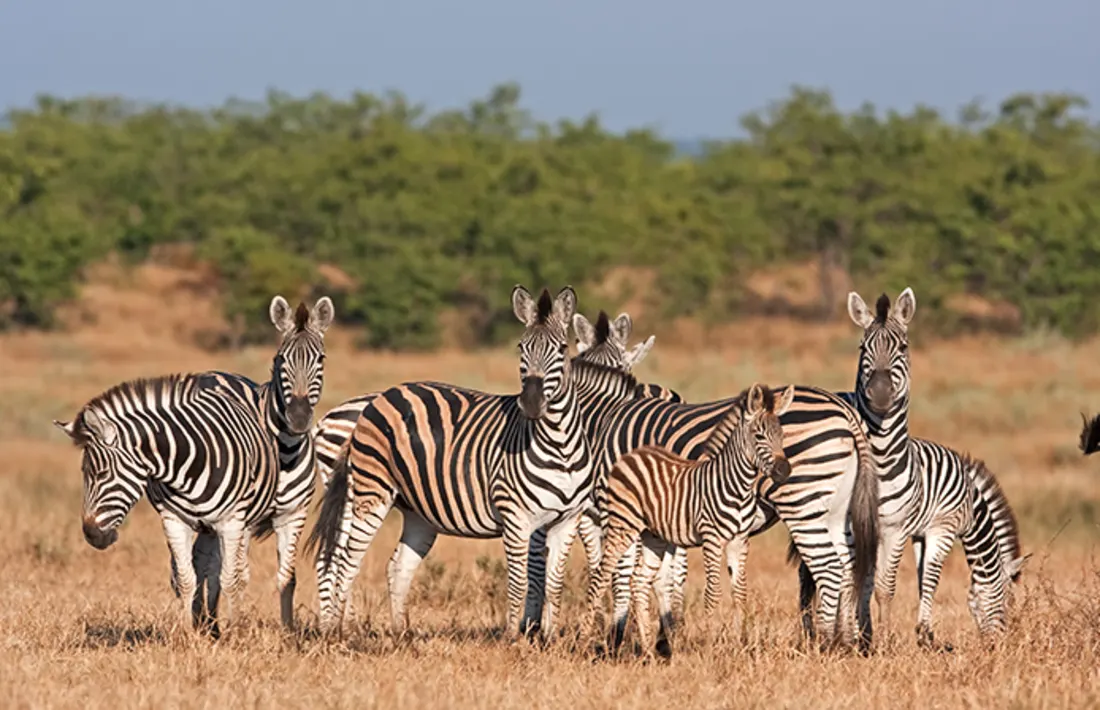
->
[914,529,957,650]
[500,516,536,640]
[539,513,581,639]
[162,514,200,633]
[386,510,438,635]
[273,509,308,630]
[632,534,667,659]
[726,535,751,641]
[521,527,548,636]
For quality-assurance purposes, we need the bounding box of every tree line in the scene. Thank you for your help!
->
[1,83,1097,349]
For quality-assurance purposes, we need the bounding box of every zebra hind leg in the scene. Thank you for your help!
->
[192,532,223,635]
[386,511,438,636]
[632,534,668,660]
[914,529,957,652]
[273,509,308,631]
[162,515,200,634]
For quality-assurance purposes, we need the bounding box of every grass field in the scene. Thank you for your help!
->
[1,265,1099,708]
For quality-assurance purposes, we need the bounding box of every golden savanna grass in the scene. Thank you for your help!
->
[1,263,1099,708]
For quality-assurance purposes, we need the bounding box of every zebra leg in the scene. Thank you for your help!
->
[610,540,639,648]
[386,510,438,635]
[539,513,581,639]
[651,545,683,654]
[215,522,249,633]
[700,534,725,615]
[500,515,537,639]
[874,527,908,643]
[162,514,199,631]
[192,532,223,632]
[632,534,667,659]
[796,560,817,641]
[319,493,395,635]
[914,530,957,650]
[726,535,751,640]
[788,526,844,649]
[273,508,308,630]
[577,509,602,599]
[584,526,638,654]
[521,527,548,636]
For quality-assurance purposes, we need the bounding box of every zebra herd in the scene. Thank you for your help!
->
[55,283,1041,657]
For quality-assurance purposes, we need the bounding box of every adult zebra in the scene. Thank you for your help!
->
[308,286,595,638]
[581,375,880,651]
[55,296,333,632]
[307,307,678,632]
[790,288,1029,647]
[184,296,334,630]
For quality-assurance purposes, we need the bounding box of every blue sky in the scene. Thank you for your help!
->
[1,0,1097,137]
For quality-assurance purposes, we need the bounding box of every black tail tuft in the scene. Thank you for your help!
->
[304,446,351,574]
[785,537,801,566]
[1080,412,1100,455]
[253,517,275,542]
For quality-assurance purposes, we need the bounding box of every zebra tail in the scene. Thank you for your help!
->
[785,537,800,566]
[848,423,880,593]
[253,517,276,542]
[304,444,350,574]
[1079,412,1100,455]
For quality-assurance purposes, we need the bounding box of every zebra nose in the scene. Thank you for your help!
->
[286,396,314,432]
[519,377,546,420]
[772,457,792,482]
[82,518,118,550]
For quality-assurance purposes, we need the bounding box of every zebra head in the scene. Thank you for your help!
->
[847,287,916,417]
[572,310,655,371]
[967,553,1030,636]
[740,383,796,483]
[512,285,576,420]
[54,408,149,551]
[269,295,335,434]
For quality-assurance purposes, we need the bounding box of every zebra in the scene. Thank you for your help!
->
[54,373,280,632]
[1079,413,1100,455]
[791,288,1029,648]
[308,307,678,632]
[307,285,594,639]
[580,373,880,651]
[56,295,334,633]
[587,383,795,658]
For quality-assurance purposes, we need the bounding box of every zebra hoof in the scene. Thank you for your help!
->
[654,637,673,660]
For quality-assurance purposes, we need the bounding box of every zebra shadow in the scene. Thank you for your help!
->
[81,622,168,649]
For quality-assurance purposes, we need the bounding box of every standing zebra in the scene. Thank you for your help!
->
[308,286,594,639]
[55,373,280,631]
[56,296,334,632]
[183,296,334,630]
[588,383,795,657]
[792,288,1029,647]
[582,376,879,650]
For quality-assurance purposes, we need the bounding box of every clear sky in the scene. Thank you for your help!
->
[1,0,1097,137]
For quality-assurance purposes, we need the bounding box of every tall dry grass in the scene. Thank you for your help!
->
[1,266,1098,708]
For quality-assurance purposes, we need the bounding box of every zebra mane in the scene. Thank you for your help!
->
[594,310,612,344]
[964,453,1022,563]
[535,288,554,325]
[293,302,311,332]
[570,357,639,392]
[69,374,196,446]
[700,394,750,457]
[875,293,891,323]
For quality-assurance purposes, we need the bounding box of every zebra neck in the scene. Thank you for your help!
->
[856,389,917,492]
[260,381,310,453]
[704,427,754,491]
[537,377,584,443]
[576,381,634,440]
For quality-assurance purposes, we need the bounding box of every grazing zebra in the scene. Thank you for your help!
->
[791,288,1029,647]
[582,372,879,651]
[307,286,594,639]
[54,373,280,631]
[588,383,795,657]
[184,296,334,630]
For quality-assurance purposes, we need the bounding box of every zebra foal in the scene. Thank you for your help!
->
[587,383,795,657]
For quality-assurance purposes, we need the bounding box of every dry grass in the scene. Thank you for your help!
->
[1,266,1099,708]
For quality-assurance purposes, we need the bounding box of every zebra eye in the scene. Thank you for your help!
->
[899,343,909,352]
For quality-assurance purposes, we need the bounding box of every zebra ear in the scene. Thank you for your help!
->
[270,295,295,333]
[847,292,874,329]
[624,335,655,371]
[552,286,577,327]
[746,383,766,415]
[311,297,336,334]
[573,314,596,354]
[512,285,537,326]
[893,287,916,327]
[775,385,796,417]
[53,419,77,440]
[1007,553,1031,582]
[82,408,118,447]
[610,313,633,345]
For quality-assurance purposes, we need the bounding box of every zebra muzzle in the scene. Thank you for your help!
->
[772,456,792,483]
[519,377,547,420]
[82,518,118,550]
[286,395,314,433]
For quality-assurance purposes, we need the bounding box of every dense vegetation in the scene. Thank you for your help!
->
[1,84,1097,348]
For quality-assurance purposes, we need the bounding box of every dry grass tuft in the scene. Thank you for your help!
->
[2,273,1099,708]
